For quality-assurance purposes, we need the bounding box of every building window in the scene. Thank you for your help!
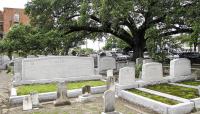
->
[13,13,20,22]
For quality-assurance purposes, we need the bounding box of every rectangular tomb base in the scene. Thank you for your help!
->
[118,90,194,114]
[10,86,107,106]
[165,75,195,83]
[137,79,168,87]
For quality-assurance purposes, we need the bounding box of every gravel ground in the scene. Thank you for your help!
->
[6,94,158,114]
[0,71,11,111]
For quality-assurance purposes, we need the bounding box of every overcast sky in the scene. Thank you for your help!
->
[0,0,28,10]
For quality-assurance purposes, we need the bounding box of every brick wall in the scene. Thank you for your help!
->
[3,8,29,33]
[0,10,3,38]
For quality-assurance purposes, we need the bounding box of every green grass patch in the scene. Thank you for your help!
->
[128,89,180,105]
[178,80,200,86]
[146,83,199,99]
[17,80,106,95]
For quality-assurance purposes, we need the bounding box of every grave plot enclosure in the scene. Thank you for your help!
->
[14,56,101,84]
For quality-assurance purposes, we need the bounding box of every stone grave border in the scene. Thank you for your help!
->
[168,83,200,109]
[10,85,107,106]
[118,90,194,114]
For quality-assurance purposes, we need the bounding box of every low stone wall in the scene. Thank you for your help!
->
[119,90,194,114]
[13,56,102,85]
[10,85,107,106]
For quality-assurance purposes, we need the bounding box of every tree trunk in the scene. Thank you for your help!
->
[194,42,197,52]
[132,31,145,60]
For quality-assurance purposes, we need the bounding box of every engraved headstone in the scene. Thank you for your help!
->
[23,95,32,111]
[82,85,91,95]
[30,92,39,108]
[102,90,121,114]
[13,73,21,82]
[141,62,163,82]
[197,86,200,96]
[170,58,191,77]
[17,56,99,84]
[99,56,116,72]
[107,70,113,77]
[104,90,115,112]
[78,85,93,103]
[54,82,71,106]
[118,67,135,85]
[143,59,153,64]
[195,70,200,80]
[106,76,115,90]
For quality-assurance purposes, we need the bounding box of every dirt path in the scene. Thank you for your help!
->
[0,71,11,113]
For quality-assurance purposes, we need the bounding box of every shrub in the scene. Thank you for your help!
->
[135,64,142,78]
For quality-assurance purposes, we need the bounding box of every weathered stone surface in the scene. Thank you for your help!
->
[118,67,135,85]
[136,58,143,65]
[30,92,39,108]
[197,86,200,96]
[99,56,116,72]
[17,56,98,82]
[103,90,115,113]
[106,76,115,90]
[78,94,94,103]
[143,59,153,64]
[82,85,91,94]
[54,82,71,106]
[107,70,113,77]
[141,62,163,82]
[170,58,191,77]
[23,95,32,111]
[14,58,23,74]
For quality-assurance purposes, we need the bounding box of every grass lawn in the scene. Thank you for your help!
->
[146,84,199,99]
[17,80,106,95]
[128,89,180,105]
[178,80,200,86]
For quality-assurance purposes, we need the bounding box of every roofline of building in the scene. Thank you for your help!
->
[2,7,25,11]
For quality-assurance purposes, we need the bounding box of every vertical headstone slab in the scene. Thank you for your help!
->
[197,86,200,96]
[82,85,91,94]
[170,58,191,77]
[23,95,32,111]
[119,67,135,85]
[14,58,23,82]
[30,92,39,108]
[14,58,23,74]
[57,82,67,100]
[13,73,21,82]
[54,81,71,106]
[143,59,153,64]
[21,56,95,81]
[107,70,113,77]
[136,58,143,65]
[103,90,115,113]
[106,76,115,90]
[99,56,116,72]
[141,62,163,82]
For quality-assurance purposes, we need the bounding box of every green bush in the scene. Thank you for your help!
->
[135,64,142,78]
[6,65,11,74]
